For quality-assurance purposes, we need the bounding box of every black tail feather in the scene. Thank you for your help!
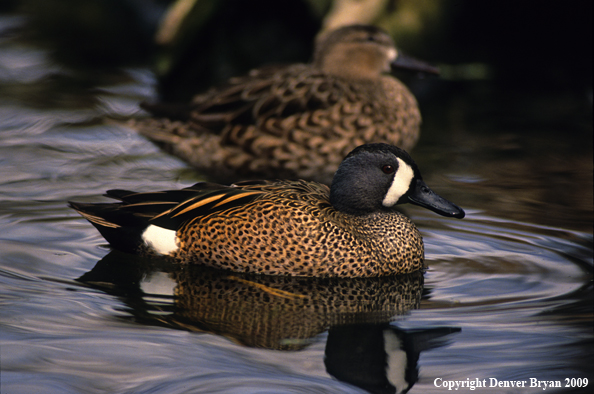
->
[68,201,147,253]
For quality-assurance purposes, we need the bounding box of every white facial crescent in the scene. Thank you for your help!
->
[382,158,414,207]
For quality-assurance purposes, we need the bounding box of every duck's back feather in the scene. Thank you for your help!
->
[68,180,331,254]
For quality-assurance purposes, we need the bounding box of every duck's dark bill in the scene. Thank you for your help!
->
[407,180,465,219]
[391,53,440,75]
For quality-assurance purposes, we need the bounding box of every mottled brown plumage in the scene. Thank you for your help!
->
[131,25,438,183]
[170,179,424,276]
[69,144,464,277]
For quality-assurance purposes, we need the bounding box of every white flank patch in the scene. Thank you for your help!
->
[383,330,409,393]
[142,224,178,255]
[382,158,414,207]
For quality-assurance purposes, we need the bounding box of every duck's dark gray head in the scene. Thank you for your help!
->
[330,143,465,218]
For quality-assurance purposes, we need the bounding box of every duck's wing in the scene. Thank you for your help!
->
[94,182,269,229]
[138,65,291,126]
[68,182,267,252]
[182,65,343,133]
[232,179,332,211]
[147,184,267,230]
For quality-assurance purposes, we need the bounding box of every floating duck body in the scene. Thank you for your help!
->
[134,25,438,183]
[70,144,464,277]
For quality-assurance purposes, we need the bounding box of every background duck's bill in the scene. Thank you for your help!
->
[391,53,440,75]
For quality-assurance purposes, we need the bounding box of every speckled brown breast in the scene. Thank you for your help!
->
[171,180,425,277]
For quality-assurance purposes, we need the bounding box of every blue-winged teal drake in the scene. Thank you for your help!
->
[131,25,439,183]
[70,143,464,277]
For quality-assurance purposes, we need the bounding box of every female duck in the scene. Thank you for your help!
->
[132,25,439,183]
[70,144,464,277]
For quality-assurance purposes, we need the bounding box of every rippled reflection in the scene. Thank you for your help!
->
[78,251,460,393]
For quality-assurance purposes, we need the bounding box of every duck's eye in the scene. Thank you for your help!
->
[382,165,395,174]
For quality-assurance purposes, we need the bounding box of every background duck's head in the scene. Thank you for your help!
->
[313,25,439,80]
[329,143,465,218]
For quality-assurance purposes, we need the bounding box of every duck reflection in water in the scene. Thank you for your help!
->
[326,324,459,394]
[78,251,460,393]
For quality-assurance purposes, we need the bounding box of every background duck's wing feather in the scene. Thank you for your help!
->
[187,65,342,131]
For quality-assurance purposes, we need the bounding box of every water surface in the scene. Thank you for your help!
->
[1,13,592,394]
